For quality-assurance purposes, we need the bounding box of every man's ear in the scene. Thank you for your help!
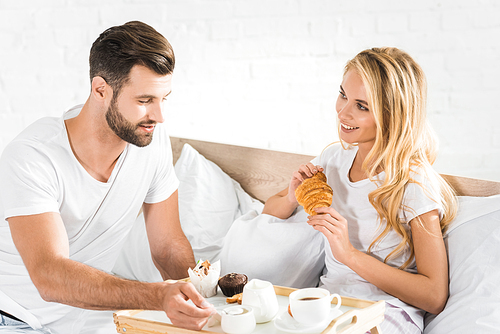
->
[91,76,112,101]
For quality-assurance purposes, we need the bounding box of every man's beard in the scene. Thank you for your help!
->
[105,98,155,148]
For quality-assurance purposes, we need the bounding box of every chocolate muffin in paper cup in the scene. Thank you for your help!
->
[218,273,248,297]
[188,259,220,298]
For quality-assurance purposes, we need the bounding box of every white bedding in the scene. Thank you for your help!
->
[219,209,325,288]
[424,195,500,333]
[112,144,500,331]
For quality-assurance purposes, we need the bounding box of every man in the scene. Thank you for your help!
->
[0,21,215,333]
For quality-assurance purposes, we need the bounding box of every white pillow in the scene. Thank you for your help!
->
[443,195,500,237]
[424,195,500,333]
[175,143,263,262]
[219,208,326,289]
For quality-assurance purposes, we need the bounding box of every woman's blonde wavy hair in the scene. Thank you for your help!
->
[341,47,458,269]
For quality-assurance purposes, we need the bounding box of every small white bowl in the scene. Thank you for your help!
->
[221,305,256,334]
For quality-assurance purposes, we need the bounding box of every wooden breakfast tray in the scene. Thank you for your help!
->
[114,285,385,334]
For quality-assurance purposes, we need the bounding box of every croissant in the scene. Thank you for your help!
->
[295,172,333,215]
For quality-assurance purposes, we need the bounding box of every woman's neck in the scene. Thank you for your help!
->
[348,144,381,182]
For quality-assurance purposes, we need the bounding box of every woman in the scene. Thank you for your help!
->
[263,47,457,333]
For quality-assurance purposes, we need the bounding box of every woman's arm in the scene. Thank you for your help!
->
[262,163,324,219]
[262,187,298,219]
[309,207,448,314]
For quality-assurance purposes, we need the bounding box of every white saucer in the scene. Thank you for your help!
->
[207,296,230,308]
[273,308,343,333]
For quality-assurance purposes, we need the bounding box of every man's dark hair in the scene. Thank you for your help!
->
[89,21,175,97]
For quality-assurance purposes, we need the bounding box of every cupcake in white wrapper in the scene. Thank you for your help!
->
[188,259,221,298]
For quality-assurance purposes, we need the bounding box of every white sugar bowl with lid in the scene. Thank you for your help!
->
[220,305,256,334]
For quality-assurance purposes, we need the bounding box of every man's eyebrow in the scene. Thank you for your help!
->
[135,91,172,99]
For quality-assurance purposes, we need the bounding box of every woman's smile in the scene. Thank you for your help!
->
[340,122,360,131]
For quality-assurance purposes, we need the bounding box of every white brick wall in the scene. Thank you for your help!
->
[1,0,499,181]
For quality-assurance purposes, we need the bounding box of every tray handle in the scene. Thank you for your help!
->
[325,300,385,334]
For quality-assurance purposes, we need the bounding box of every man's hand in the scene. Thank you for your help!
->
[161,280,216,330]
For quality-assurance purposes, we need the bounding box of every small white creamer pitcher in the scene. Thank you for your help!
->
[241,279,279,323]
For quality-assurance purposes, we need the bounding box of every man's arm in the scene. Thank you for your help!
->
[8,211,213,330]
[142,190,196,280]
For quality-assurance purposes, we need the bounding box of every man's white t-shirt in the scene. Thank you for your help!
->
[0,105,179,333]
[312,143,442,331]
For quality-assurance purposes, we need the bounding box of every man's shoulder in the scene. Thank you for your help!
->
[1,116,65,165]
[11,116,62,145]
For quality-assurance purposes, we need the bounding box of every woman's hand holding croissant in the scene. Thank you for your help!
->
[287,163,324,204]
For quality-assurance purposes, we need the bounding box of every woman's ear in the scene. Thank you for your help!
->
[91,76,112,101]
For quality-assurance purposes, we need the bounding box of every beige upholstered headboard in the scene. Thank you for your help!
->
[171,137,500,202]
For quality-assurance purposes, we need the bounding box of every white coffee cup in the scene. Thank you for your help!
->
[220,305,256,334]
[242,279,279,323]
[289,288,341,326]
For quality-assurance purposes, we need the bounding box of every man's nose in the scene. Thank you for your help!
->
[150,102,165,123]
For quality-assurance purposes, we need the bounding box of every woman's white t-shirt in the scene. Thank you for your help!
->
[312,143,442,331]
